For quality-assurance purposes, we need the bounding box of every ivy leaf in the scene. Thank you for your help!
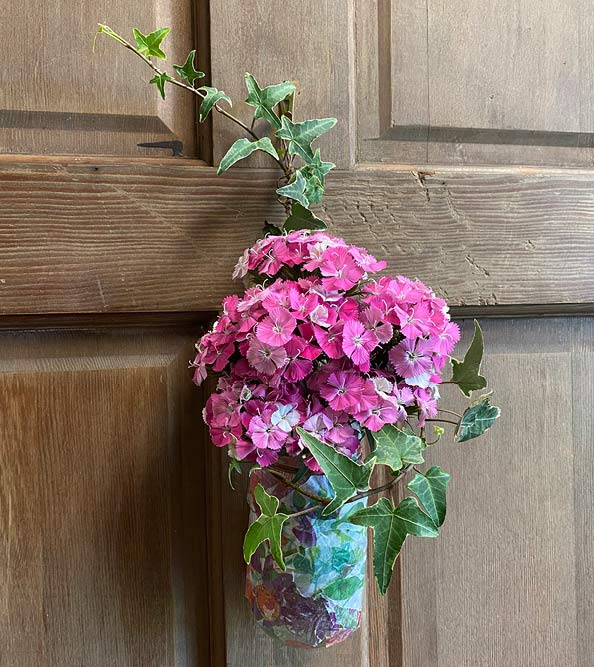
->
[350,497,438,594]
[296,428,375,516]
[302,148,335,183]
[227,457,242,490]
[275,116,337,163]
[173,50,205,85]
[149,72,173,99]
[243,484,289,569]
[276,171,309,208]
[368,425,426,473]
[133,27,170,60]
[407,466,451,527]
[283,203,327,231]
[456,397,501,443]
[197,86,232,122]
[218,137,279,174]
[303,174,324,205]
[245,73,296,129]
[450,319,487,397]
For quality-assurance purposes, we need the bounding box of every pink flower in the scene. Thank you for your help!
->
[319,247,364,291]
[355,398,399,431]
[246,338,286,375]
[361,306,393,344]
[256,307,296,346]
[395,301,432,338]
[415,388,438,426]
[342,319,377,370]
[247,413,288,451]
[284,337,314,382]
[314,322,344,359]
[320,371,364,411]
[389,338,433,379]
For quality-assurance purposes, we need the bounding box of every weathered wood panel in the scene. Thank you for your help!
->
[396,318,590,667]
[356,1,594,166]
[0,158,593,315]
[1,1,197,157]
[0,329,208,666]
[209,0,355,168]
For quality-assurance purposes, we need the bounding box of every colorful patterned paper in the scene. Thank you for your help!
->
[246,468,367,648]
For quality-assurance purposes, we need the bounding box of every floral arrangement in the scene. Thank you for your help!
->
[98,24,500,648]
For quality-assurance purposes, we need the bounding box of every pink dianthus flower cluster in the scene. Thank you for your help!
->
[193,231,460,470]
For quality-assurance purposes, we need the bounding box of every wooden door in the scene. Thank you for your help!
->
[1,2,593,667]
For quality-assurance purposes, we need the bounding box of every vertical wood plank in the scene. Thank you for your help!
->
[208,0,356,168]
[572,320,594,667]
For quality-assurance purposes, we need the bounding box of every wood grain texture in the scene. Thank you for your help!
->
[208,0,355,168]
[1,159,593,315]
[0,329,209,666]
[356,1,594,166]
[394,318,590,667]
[0,0,197,157]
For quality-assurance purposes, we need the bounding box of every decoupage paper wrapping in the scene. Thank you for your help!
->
[246,468,367,648]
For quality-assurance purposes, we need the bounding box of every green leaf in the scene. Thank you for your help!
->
[450,319,487,397]
[276,171,309,208]
[245,73,296,129]
[303,174,324,205]
[133,27,170,60]
[296,428,375,516]
[275,116,337,163]
[456,397,501,443]
[173,50,205,85]
[283,203,327,231]
[320,576,362,601]
[149,72,173,99]
[302,148,335,183]
[217,137,279,175]
[227,457,242,490]
[197,86,232,122]
[368,425,426,473]
[350,497,438,594]
[243,484,289,569]
[407,466,451,527]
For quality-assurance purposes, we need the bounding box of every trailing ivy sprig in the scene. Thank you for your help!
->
[96,23,337,226]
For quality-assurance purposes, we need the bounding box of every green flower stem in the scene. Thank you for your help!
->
[437,408,463,419]
[98,27,291,176]
[425,418,459,426]
[266,468,329,504]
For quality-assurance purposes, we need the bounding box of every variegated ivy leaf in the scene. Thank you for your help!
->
[367,425,426,473]
[407,466,451,527]
[276,171,309,208]
[218,137,279,174]
[245,73,296,129]
[302,148,335,183]
[304,174,324,205]
[173,50,205,85]
[275,116,337,163]
[350,497,438,594]
[283,203,327,231]
[456,397,501,443]
[133,27,170,60]
[243,484,288,569]
[149,72,173,99]
[197,86,232,122]
[450,319,487,397]
[296,428,375,515]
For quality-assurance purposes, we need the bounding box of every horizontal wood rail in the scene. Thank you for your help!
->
[1,157,593,315]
